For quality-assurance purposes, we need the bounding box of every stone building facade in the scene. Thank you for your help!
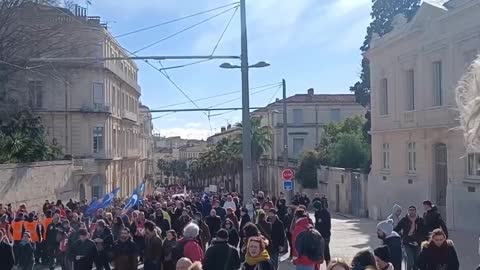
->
[10,4,153,200]
[366,0,480,231]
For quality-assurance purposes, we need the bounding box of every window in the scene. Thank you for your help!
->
[93,82,104,106]
[112,86,116,107]
[293,138,304,157]
[408,142,416,172]
[293,109,303,124]
[406,69,415,111]
[382,143,390,169]
[467,153,480,176]
[379,78,388,115]
[93,126,104,153]
[28,81,43,108]
[433,61,443,106]
[330,109,341,122]
[113,129,117,156]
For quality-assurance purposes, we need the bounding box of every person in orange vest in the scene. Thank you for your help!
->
[24,212,44,264]
[41,210,54,265]
[11,212,26,265]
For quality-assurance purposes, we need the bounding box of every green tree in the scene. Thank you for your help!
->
[0,110,61,163]
[328,132,370,170]
[236,117,272,191]
[350,0,421,105]
[296,150,319,189]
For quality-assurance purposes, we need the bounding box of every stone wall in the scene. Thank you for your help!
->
[0,160,76,211]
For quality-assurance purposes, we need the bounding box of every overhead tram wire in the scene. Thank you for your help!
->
[207,84,281,108]
[152,82,281,110]
[114,2,240,38]
[133,5,239,54]
[267,84,282,103]
[158,6,239,71]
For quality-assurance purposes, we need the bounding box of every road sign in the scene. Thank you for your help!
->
[282,168,294,180]
[283,180,293,190]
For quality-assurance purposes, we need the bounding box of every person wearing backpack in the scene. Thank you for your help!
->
[292,208,324,270]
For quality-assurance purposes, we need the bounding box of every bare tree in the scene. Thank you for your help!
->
[0,0,100,118]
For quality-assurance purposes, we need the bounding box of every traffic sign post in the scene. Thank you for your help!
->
[283,180,293,191]
[282,168,294,181]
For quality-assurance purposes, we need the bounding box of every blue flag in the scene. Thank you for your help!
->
[86,187,120,215]
[123,181,145,211]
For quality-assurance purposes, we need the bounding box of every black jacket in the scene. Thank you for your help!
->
[383,234,402,270]
[226,228,240,247]
[215,207,227,221]
[0,241,14,270]
[46,222,61,246]
[154,216,170,238]
[242,260,275,270]
[270,217,285,252]
[314,208,331,239]
[394,215,427,245]
[418,241,459,270]
[91,227,114,254]
[205,215,222,237]
[112,238,138,270]
[17,241,35,267]
[239,214,251,238]
[68,239,98,270]
[276,199,288,220]
[203,239,241,270]
[423,206,448,238]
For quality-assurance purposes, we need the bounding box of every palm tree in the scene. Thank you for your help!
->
[235,117,272,191]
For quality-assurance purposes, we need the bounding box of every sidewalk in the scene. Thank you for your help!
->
[450,230,479,270]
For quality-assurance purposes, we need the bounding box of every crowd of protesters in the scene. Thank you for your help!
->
[0,186,463,270]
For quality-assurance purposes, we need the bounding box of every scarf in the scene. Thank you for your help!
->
[245,249,270,266]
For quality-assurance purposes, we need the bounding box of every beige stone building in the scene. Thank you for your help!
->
[366,0,480,231]
[253,88,366,194]
[12,4,153,200]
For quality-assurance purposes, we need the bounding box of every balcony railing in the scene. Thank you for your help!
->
[81,103,111,113]
[122,111,138,122]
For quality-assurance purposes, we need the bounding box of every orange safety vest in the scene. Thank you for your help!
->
[43,217,52,240]
[11,220,24,241]
[24,221,40,242]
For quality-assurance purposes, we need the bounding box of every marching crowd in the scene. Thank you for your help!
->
[0,188,464,270]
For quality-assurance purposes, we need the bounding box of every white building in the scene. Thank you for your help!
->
[366,0,480,231]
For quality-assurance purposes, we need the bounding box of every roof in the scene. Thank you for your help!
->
[254,94,358,113]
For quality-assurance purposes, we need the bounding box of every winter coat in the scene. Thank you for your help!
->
[162,239,182,264]
[112,238,138,270]
[196,220,211,249]
[180,238,204,262]
[423,206,448,238]
[17,241,35,267]
[276,199,288,220]
[144,234,163,262]
[417,240,459,270]
[205,215,222,237]
[46,222,61,247]
[256,220,272,243]
[68,239,98,270]
[111,223,125,241]
[91,227,114,254]
[226,228,240,247]
[387,204,403,228]
[227,213,240,230]
[382,232,402,270]
[239,214,251,238]
[0,241,14,270]
[314,208,331,239]
[242,260,275,270]
[270,218,285,253]
[292,217,321,267]
[394,215,427,245]
[215,207,227,221]
[154,215,170,238]
[299,196,310,208]
[203,239,241,270]
[173,215,192,236]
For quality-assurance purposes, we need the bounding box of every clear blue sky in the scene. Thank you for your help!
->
[88,0,373,139]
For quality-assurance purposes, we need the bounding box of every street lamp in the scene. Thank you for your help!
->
[219,61,270,69]
[220,59,270,207]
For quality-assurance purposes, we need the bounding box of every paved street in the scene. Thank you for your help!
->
[280,215,379,270]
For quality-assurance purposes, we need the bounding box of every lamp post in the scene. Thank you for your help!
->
[219,0,270,207]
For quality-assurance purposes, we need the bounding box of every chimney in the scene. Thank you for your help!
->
[221,127,226,132]
[275,98,280,102]
[307,88,314,95]
[227,124,232,130]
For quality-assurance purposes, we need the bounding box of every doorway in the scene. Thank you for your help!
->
[434,143,448,220]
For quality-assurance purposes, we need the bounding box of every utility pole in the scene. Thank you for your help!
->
[240,0,253,207]
[282,79,291,203]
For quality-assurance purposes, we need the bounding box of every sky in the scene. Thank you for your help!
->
[87,0,446,140]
